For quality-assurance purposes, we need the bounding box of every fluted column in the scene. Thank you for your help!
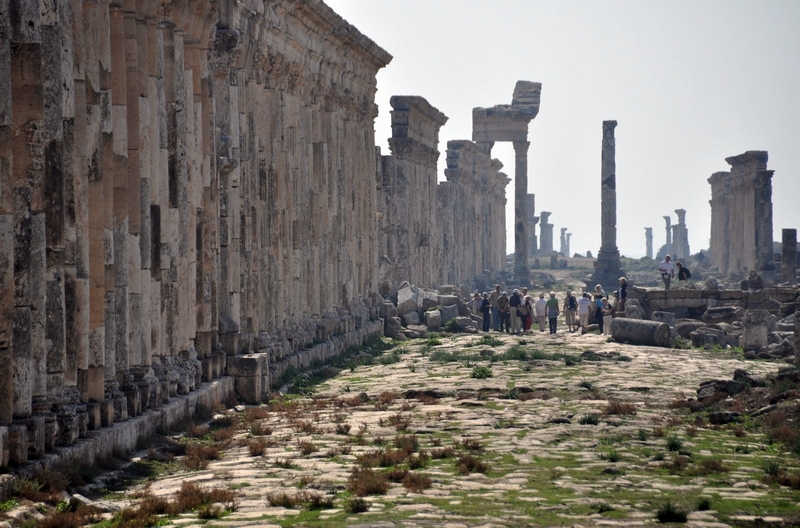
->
[600,121,617,253]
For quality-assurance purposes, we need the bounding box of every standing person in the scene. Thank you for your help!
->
[521,294,533,333]
[546,292,560,334]
[594,284,607,299]
[535,293,547,332]
[594,294,605,334]
[563,290,578,332]
[480,293,491,332]
[469,293,482,316]
[509,289,522,334]
[676,262,691,288]
[577,293,592,334]
[658,255,675,290]
[489,285,502,331]
[497,291,510,333]
[618,277,628,312]
[601,298,614,335]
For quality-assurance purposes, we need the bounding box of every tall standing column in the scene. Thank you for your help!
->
[590,120,625,292]
[560,228,567,256]
[513,140,530,283]
[645,227,653,259]
[663,216,672,256]
[600,121,618,254]
[566,232,571,258]
[782,229,797,285]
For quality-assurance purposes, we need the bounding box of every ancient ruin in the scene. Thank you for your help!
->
[565,232,572,258]
[525,193,538,257]
[782,229,797,285]
[672,208,690,261]
[559,227,568,257]
[539,211,553,254]
[590,120,625,292]
[662,215,673,258]
[378,96,448,292]
[473,81,542,283]
[708,151,775,276]
[645,227,653,259]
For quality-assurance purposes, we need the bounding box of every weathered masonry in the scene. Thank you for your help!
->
[0,0,390,469]
[708,151,774,276]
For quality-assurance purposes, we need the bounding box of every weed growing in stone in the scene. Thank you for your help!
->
[471,366,493,379]
[655,500,688,523]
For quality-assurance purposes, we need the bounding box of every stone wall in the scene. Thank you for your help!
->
[378,96,447,294]
[708,151,774,275]
[0,0,389,469]
[631,287,798,320]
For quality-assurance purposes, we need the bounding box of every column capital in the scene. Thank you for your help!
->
[513,140,530,156]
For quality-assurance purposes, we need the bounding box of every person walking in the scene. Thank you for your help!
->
[546,292,560,334]
[563,290,578,332]
[577,293,592,334]
[509,289,522,334]
[601,298,615,335]
[489,285,502,331]
[658,255,675,290]
[535,293,547,332]
[676,262,691,288]
[480,293,491,332]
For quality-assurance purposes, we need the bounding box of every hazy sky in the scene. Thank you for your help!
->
[326,0,800,258]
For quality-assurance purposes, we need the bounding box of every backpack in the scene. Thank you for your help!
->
[567,295,576,311]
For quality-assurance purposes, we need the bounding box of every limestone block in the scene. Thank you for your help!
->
[380,302,398,319]
[404,325,428,339]
[401,311,420,326]
[21,416,44,459]
[610,318,673,348]
[743,310,770,351]
[100,400,114,428]
[424,310,442,331]
[384,317,402,338]
[440,304,458,324]
[623,299,643,320]
[226,354,267,378]
[85,402,101,431]
[397,285,421,315]
[691,327,727,348]
[7,425,26,465]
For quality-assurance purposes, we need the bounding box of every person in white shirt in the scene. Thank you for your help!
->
[658,255,675,290]
[534,293,547,332]
[577,293,593,334]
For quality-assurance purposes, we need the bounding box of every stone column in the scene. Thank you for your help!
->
[663,216,672,256]
[645,227,653,259]
[539,211,552,253]
[672,209,690,261]
[590,120,625,292]
[600,121,618,253]
[559,227,567,256]
[525,194,537,257]
[513,140,530,283]
[566,232,571,258]
[708,171,732,272]
[782,229,797,285]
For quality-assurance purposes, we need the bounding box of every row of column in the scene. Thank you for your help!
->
[0,0,391,467]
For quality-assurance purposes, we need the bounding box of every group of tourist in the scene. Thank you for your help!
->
[470,277,629,336]
[658,255,691,290]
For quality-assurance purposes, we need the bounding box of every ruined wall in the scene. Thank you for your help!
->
[438,140,509,285]
[708,152,774,274]
[0,0,389,468]
[378,96,447,294]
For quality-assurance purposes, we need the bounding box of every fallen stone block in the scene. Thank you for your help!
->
[743,309,770,351]
[397,285,421,314]
[609,318,673,348]
[424,310,442,331]
[405,325,428,339]
[691,327,727,348]
[401,311,420,326]
[440,304,458,323]
[675,320,706,339]
[384,316,403,338]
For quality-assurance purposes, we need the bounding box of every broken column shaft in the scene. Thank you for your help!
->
[783,229,797,285]
[645,227,653,259]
